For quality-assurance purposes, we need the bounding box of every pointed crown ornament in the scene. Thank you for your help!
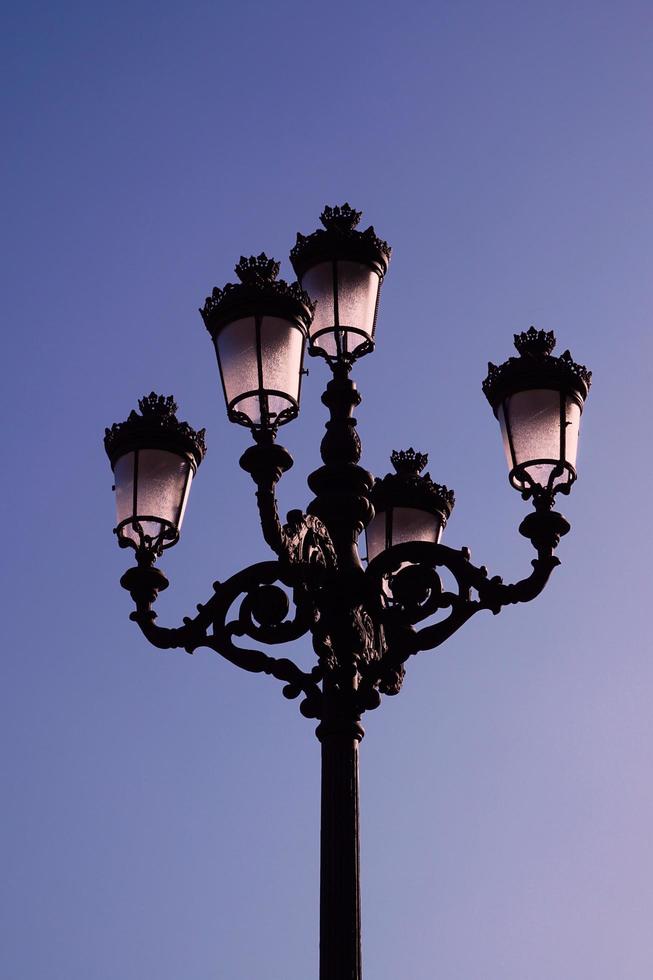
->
[104,392,206,469]
[200,252,314,334]
[290,203,391,280]
[372,448,455,523]
[482,326,592,413]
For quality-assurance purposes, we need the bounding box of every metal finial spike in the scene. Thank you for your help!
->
[235,254,281,284]
[320,203,363,231]
[138,392,178,418]
[514,326,556,357]
[391,448,428,475]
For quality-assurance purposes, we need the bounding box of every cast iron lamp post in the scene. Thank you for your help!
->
[104,204,591,980]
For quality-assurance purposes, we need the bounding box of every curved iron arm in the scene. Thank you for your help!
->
[239,439,338,573]
[356,507,568,708]
[120,559,323,717]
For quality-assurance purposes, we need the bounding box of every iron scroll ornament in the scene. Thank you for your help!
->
[112,350,576,722]
[117,458,568,721]
[121,558,324,719]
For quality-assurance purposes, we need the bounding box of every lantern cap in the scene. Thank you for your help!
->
[104,393,206,470]
[482,326,592,413]
[372,448,455,522]
[200,253,315,336]
[290,203,391,280]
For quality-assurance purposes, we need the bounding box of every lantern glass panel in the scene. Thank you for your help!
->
[366,506,442,562]
[114,449,192,544]
[260,316,304,418]
[392,506,442,547]
[215,316,304,426]
[114,451,136,529]
[499,388,582,490]
[215,317,258,412]
[303,262,334,344]
[337,261,379,344]
[564,396,581,468]
[302,260,379,357]
[365,512,387,563]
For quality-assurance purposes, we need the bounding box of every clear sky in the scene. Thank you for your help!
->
[2,2,652,978]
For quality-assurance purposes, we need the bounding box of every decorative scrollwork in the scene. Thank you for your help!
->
[282,511,337,570]
[366,539,561,654]
[125,561,323,719]
[243,584,290,628]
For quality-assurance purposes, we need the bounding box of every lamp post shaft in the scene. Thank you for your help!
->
[317,683,364,980]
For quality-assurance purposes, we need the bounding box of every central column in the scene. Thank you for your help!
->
[316,688,364,980]
[308,363,373,980]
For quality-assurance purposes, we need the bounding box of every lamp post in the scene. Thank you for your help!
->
[104,204,591,980]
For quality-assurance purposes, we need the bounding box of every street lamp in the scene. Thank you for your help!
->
[104,205,591,980]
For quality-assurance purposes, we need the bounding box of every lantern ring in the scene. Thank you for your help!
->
[509,459,577,499]
[114,517,179,558]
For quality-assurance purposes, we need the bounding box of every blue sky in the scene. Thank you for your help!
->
[2,2,653,978]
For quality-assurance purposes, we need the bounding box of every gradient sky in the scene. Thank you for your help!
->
[2,2,653,978]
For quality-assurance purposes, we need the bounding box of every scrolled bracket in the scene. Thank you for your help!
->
[120,559,323,719]
[473,554,560,614]
[358,510,569,705]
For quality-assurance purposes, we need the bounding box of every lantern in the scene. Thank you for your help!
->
[200,254,314,435]
[366,449,455,563]
[290,204,390,364]
[483,327,591,499]
[104,393,205,555]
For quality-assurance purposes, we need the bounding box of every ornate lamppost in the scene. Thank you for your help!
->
[104,205,591,980]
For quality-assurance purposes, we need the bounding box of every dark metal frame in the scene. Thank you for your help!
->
[115,514,179,555]
[107,221,591,980]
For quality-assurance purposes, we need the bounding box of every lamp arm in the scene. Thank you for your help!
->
[475,553,560,612]
[253,479,287,556]
[239,439,338,573]
[361,508,570,678]
[239,440,295,559]
[120,558,323,718]
[474,504,571,613]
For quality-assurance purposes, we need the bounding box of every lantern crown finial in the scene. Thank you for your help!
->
[514,326,556,358]
[200,257,314,335]
[290,205,391,278]
[235,253,281,285]
[104,392,206,469]
[483,325,592,410]
[320,203,363,232]
[373,449,455,519]
[391,448,428,476]
[137,392,178,420]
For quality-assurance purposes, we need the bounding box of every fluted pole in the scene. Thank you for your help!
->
[317,679,364,980]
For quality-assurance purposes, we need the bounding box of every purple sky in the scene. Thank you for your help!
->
[3,2,653,978]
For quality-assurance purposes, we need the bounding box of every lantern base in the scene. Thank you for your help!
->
[120,564,169,610]
[519,510,570,553]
